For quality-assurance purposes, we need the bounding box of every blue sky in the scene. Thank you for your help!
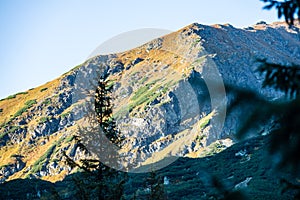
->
[0,0,278,99]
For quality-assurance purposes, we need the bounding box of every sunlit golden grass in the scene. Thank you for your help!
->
[0,78,61,125]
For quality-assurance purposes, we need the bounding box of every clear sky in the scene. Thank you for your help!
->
[0,0,278,99]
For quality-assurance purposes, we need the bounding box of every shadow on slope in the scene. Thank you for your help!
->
[0,136,298,199]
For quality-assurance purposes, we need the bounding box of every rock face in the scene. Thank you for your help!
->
[0,156,25,183]
[0,21,299,181]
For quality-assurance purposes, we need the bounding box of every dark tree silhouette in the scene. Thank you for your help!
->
[64,76,125,200]
[225,1,300,198]
[95,78,124,146]
[203,2,300,199]
[146,171,166,200]
[261,0,300,25]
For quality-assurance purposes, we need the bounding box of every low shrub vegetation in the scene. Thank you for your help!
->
[40,88,48,92]
[60,112,71,119]
[39,117,49,124]
[29,144,57,175]
[12,99,37,119]
[42,98,51,105]
[0,92,29,101]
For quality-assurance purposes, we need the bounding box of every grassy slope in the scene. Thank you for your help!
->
[0,78,60,126]
[0,71,77,182]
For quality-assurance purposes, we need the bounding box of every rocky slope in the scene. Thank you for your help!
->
[0,21,299,182]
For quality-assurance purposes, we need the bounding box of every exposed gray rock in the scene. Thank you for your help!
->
[108,60,124,74]
[31,118,60,138]
[132,57,144,65]
[0,157,25,183]
[234,177,252,190]
[18,118,27,125]
[146,38,163,51]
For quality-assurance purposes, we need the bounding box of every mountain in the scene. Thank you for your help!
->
[0,21,299,198]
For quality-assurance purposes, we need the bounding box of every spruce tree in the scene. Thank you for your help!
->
[64,76,125,200]
[146,171,166,200]
[94,77,125,200]
[95,78,124,146]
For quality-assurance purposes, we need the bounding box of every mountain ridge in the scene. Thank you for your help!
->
[0,20,299,183]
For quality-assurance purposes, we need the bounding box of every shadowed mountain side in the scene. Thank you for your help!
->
[0,135,297,199]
